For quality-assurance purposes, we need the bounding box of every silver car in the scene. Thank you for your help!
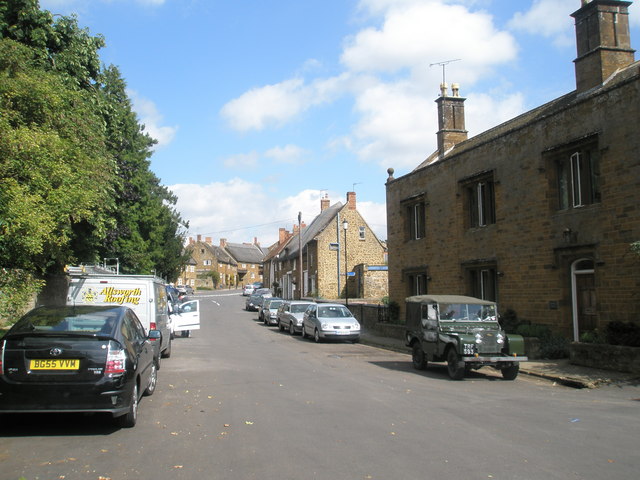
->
[301,303,360,343]
[260,297,284,325]
[277,301,316,335]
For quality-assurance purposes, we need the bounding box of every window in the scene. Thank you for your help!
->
[467,179,495,227]
[405,201,426,240]
[467,267,497,301]
[203,260,211,266]
[557,149,600,209]
[359,226,366,240]
[404,269,428,296]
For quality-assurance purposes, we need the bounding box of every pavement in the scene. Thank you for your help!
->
[360,329,640,389]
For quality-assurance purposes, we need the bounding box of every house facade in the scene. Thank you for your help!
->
[276,193,387,300]
[187,236,238,289]
[385,0,640,340]
[222,239,265,287]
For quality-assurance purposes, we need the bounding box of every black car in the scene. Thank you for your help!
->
[0,305,159,428]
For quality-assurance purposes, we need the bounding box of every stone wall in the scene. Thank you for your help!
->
[570,343,640,374]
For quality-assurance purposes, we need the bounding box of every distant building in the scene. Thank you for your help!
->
[271,193,387,300]
[385,0,640,340]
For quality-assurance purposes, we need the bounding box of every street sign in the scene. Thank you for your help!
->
[342,271,355,277]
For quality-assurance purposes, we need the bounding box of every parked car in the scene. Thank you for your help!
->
[278,300,316,335]
[185,285,194,295]
[243,284,255,296]
[0,305,159,428]
[301,303,360,343]
[253,287,271,296]
[245,292,271,311]
[404,295,527,380]
[259,297,284,325]
[176,285,187,294]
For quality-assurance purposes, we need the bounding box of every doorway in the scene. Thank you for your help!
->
[571,258,596,342]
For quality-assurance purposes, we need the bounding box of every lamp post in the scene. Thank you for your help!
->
[342,219,348,306]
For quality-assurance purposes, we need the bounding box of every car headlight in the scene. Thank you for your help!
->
[321,322,330,330]
[496,333,505,344]
[351,323,360,331]
[475,333,483,344]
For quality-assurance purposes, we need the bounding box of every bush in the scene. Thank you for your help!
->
[516,323,552,340]
[539,335,570,359]
[605,321,640,347]
[0,268,44,327]
[500,309,525,333]
[579,329,606,344]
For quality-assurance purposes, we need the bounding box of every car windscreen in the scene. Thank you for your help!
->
[318,306,352,318]
[291,304,312,313]
[438,303,496,321]
[8,307,120,335]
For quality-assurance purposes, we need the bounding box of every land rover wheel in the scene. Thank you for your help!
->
[501,363,520,380]
[446,348,465,380]
[412,343,427,370]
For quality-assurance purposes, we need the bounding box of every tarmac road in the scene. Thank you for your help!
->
[1,290,639,480]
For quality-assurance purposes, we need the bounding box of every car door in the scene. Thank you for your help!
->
[123,312,154,386]
[171,300,201,333]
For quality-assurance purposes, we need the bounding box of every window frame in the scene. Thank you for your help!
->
[461,171,496,229]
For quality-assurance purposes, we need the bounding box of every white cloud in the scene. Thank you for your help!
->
[128,90,177,149]
[508,0,576,47]
[220,74,352,132]
[265,145,309,165]
[631,2,640,28]
[342,1,517,74]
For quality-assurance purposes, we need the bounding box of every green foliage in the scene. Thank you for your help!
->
[199,270,221,288]
[579,329,606,344]
[0,268,44,326]
[631,241,640,257]
[516,323,552,340]
[539,335,569,359]
[0,3,189,282]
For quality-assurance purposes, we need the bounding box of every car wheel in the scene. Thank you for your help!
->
[300,323,306,339]
[161,337,172,358]
[289,322,296,335]
[144,361,158,396]
[501,363,520,380]
[446,348,465,380]
[412,343,427,370]
[314,329,321,343]
[118,383,138,428]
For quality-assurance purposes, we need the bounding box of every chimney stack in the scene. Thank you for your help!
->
[197,234,202,242]
[435,83,467,157]
[572,0,635,93]
[220,238,227,248]
[346,191,357,210]
[320,194,330,211]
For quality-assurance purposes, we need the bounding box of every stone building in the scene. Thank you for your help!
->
[385,0,639,340]
[187,236,238,289]
[222,239,266,287]
[275,193,387,300]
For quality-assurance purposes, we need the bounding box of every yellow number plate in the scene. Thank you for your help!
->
[30,359,80,370]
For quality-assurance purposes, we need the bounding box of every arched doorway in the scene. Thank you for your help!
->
[571,258,596,342]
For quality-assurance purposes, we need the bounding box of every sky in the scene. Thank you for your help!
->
[40,0,640,247]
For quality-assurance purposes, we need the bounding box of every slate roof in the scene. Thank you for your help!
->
[412,60,640,173]
[224,242,266,264]
[280,201,344,261]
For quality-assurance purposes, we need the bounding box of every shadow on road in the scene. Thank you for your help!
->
[0,412,121,437]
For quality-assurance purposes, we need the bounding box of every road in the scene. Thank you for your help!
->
[1,290,639,480]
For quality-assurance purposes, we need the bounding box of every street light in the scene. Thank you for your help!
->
[343,219,348,306]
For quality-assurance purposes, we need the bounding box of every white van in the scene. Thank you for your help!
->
[67,274,173,359]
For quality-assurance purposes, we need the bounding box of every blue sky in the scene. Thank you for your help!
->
[40,0,640,246]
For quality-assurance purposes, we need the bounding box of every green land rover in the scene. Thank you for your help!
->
[405,295,527,380]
